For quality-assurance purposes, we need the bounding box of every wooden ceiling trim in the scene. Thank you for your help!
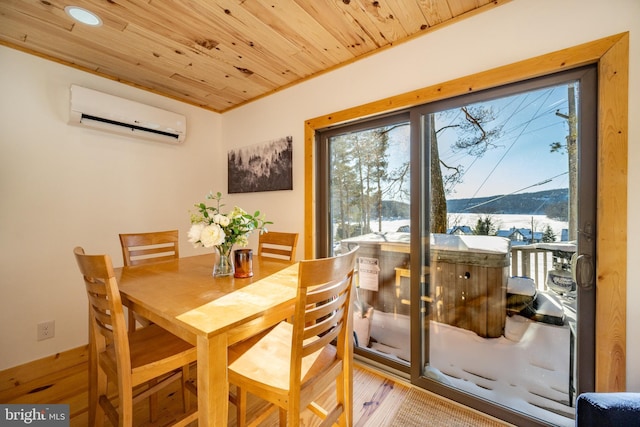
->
[0,22,107,72]
[226,0,511,112]
[0,0,510,112]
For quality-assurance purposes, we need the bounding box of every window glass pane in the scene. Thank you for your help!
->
[329,119,412,366]
[318,67,595,427]
[422,82,579,426]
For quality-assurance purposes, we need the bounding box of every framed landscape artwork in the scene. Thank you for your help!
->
[228,136,293,193]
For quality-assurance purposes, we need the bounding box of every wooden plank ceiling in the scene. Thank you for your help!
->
[0,0,506,112]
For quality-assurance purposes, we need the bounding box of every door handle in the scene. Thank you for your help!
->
[572,253,594,290]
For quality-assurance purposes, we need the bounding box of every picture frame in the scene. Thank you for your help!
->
[228,136,293,193]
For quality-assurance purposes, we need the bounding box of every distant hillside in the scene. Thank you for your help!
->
[447,188,568,219]
[379,200,411,218]
[377,189,569,221]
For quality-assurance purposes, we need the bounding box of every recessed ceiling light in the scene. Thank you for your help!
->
[64,6,102,27]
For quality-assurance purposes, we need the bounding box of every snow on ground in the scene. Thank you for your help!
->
[357,215,575,426]
[429,317,574,426]
[359,314,575,426]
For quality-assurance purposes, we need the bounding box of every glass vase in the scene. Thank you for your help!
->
[213,245,234,277]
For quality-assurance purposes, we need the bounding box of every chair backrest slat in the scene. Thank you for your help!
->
[291,247,358,387]
[74,247,131,373]
[119,230,179,266]
[305,296,346,328]
[258,231,299,261]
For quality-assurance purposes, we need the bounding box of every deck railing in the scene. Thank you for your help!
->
[510,242,577,291]
[510,245,555,290]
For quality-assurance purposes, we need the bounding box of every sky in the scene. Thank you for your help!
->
[383,81,574,202]
[436,83,573,200]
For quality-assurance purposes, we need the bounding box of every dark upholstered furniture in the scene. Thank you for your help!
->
[576,392,640,426]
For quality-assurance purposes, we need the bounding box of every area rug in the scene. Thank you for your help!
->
[389,387,509,427]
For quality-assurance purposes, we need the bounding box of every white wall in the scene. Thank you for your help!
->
[1,0,638,392]
[222,0,640,390]
[0,47,222,369]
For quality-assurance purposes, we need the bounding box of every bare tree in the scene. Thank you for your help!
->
[431,106,502,233]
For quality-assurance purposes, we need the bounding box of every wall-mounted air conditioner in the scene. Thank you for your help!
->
[69,84,186,144]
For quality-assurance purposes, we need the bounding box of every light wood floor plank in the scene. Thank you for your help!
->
[2,346,505,426]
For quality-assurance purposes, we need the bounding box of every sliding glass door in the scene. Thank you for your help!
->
[317,66,596,426]
[318,113,413,371]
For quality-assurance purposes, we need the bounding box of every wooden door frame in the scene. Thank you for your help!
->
[304,33,628,391]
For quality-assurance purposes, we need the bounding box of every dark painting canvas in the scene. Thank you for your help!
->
[228,136,293,193]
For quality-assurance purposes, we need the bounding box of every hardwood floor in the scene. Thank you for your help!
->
[86,364,411,426]
[0,346,408,426]
[1,346,506,426]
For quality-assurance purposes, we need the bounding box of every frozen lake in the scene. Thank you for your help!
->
[379,213,569,241]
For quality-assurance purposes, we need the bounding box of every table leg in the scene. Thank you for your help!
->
[88,306,97,426]
[197,333,229,426]
[345,304,354,427]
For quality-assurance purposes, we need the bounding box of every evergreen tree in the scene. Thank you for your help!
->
[542,225,557,242]
[472,215,497,235]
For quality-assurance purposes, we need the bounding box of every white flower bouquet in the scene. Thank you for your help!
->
[188,192,271,276]
[188,191,270,252]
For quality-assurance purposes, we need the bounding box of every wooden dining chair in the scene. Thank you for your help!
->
[74,247,197,427]
[228,246,358,427]
[257,231,299,261]
[119,229,179,267]
[119,230,179,332]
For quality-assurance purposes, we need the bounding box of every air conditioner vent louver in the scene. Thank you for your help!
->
[79,114,181,141]
[69,85,186,144]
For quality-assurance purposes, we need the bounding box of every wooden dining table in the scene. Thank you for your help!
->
[114,253,300,426]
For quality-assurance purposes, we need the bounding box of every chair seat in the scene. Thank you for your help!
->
[100,324,196,386]
[228,247,357,427]
[229,322,337,392]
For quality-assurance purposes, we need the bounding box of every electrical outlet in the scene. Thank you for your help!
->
[37,320,55,341]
